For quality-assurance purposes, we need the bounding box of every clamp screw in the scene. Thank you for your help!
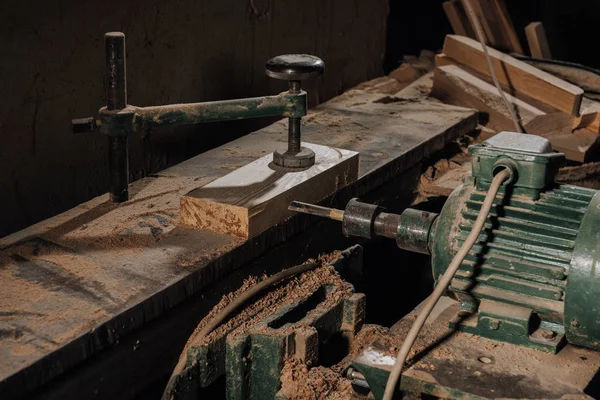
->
[541,330,557,340]
[487,319,500,330]
[266,54,324,169]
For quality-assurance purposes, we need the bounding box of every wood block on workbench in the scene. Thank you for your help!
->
[180,143,359,239]
[441,35,583,115]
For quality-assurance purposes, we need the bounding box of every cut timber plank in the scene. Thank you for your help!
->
[492,0,524,54]
[460,0,523,53]
[180,143,359,239]
[525,22,552,59]
[541,128,600,163]
[521,59,600,96]
[432,65,572,139]
[442,35,584,115]
[443,0,475,38]
[574,98,600,133]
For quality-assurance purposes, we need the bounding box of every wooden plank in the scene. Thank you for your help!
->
[180,144,359,239]
[437,53,575,113]
[574,98,600,133]
[0,74,478,399]
[492,0,524,54]
[442,35,584,115]
[460,0,491,44]
[460,0,522,53]
[443,0,475,38]
[432,65,572,139]
[547,128,600,163]
[525,22,552,59]
[521,59,600,96]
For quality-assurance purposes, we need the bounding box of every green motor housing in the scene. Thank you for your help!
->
[430,132,600,352]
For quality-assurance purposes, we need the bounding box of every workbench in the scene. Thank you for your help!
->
[0,74,477,399]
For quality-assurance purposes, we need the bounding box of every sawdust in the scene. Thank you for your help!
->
[348,324,389,357]
[188,262,352,347]
[46,175,203,253]
[278,357,354,400]
[557,161,600,189]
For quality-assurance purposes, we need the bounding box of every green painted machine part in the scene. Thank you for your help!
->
[430,132,600,353]
[292,132,600,353]
[164,246,364,400]
[98,92,307,136]
[288,131,600,399]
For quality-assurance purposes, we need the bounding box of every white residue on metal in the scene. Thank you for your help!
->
[359,346,397,366]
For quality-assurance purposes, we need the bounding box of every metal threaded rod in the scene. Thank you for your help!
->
[288,117,301,154]
[105,32,126,110]
[105,32,129,202]
[288,201,345,221]
[287,80,302,154]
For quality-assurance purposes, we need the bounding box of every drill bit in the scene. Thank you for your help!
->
[288,201,344,222]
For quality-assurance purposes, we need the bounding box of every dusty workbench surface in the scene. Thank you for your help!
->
[0,73,477,396]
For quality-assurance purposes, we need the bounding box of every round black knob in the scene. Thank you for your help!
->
[265,54,324,81]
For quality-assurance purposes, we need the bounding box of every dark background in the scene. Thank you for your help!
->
[2,0,600,237]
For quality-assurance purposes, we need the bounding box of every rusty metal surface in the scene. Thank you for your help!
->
[0,75,477,397]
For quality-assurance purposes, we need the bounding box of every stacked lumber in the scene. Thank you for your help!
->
[432,35,600,162]
[442,0,522,53]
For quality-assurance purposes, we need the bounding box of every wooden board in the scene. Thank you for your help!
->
[180,144,359,239]
[443,0,475,38]
[491,0,523,54]
[461,0,522,54]
[575,98,600,133]
[521,59,600,97]
[432,65,572,139]
[0,73,478,399]
[550,128,600,163]
[442,35,584,115]
[525,22,552,59]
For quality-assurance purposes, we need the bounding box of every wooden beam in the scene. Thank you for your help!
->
[180,143,359,239]
[492,0,524,54]
[574,98,600,133]
[442,35,584,115]
[432,65,572,139]
[550,128,600,163]
[443,0,475,38]
[525,22,552,59]
[521,58,600,95]
[460,0,523,54]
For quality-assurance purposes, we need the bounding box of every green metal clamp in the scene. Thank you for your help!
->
[97,91,307,136]
[73,32,324,202]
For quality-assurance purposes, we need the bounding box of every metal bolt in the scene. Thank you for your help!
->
[488,319,500,330]
[540,330,556,340]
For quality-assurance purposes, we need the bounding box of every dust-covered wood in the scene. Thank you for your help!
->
[442,35,583,115]
[432,65,572,138]
[180,144,359,239]
[525,22,552,59]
